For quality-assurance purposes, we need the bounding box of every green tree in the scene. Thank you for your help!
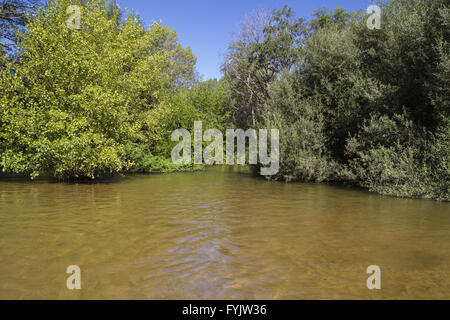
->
[223,6,306,128]
[224,0,449,200]
[0,0,196,179]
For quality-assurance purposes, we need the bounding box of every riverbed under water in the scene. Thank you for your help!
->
[0,167,449,299]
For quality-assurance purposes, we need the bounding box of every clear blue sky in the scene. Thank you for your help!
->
[117,0,373,80]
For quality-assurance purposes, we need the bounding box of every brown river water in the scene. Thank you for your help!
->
[0,166,449,299]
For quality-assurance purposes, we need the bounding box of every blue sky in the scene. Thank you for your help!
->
[117,0,373,80]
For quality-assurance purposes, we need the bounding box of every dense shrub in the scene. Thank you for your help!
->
[261,72,335,182]
[346,114,448,200]
[122,143,197,174]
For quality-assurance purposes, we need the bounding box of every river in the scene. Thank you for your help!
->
[0,166,449,299]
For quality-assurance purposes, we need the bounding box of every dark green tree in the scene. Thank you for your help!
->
[223,6,306,128]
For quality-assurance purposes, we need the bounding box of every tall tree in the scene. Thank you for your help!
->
[0,0,196,179]
[223,6,306,128]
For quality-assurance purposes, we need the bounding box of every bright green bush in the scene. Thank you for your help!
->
[154,79,231,157]
[122,143,197,174]
[0,0,197,179]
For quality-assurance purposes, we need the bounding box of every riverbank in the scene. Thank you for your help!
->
[1,164,447,202]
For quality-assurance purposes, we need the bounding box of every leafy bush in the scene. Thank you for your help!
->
[347,114,449,200]
[122,143,197,174]
[262,72,336,182]
[0,0,197,179]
